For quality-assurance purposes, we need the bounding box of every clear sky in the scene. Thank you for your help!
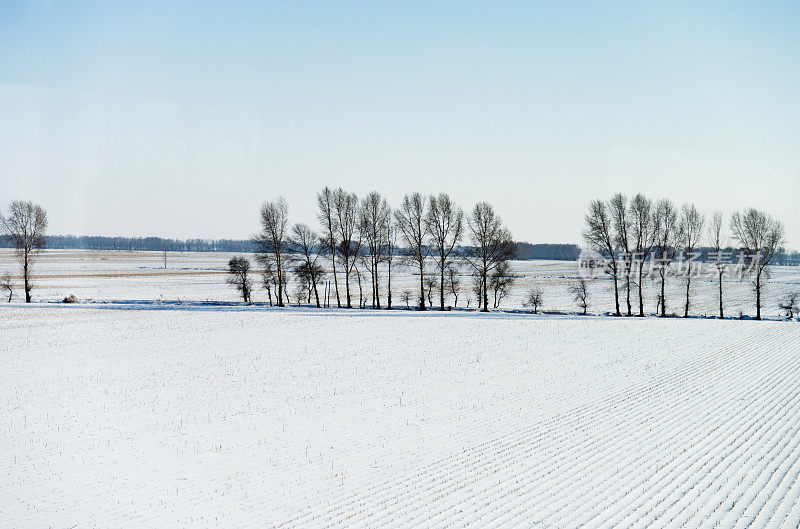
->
[1,1,798,247]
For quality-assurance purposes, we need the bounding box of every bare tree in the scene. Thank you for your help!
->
[227,256,252,303]
[446,264,461,308]
[395,193,429,309]
[610,193,632,316]
[427,193,463,310]
[333,189,362,308]
[779,292,799,319]
[525,287,544,313]
[316,187,341,307]
[730,208,785,320]
[401,290,411,309]
[465,202,515,312]
[583,199,620,315]
[260,260,276,306]
[489,260,514,308]
[678,203,705,317]
[629,193,654,316]
[1,273,12,302]
[254,198,289,307]
[360,191,389,308]
[384,216,398,309]
[291,223,325,308]
[1,200,47,303]
[569,279,589,315]
[707,211,726,319]
[652,199,678,317]
[424,275,437,307]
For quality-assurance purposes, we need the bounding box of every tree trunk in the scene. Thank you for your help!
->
[718,271,724,319]
[612,267,620,316]
[387,262,392,309]
[684,274,691,317]
[330,251,341,308]
[482,270,489,312]
[660,269,667,317]
[418,259,425,310]
[625,262,632,316]
[24,252,31,303]
[345,264,352,308]
[756,271,762,320]
[637,264,645,316]
[440,263,446,310]
[311,276,320,308]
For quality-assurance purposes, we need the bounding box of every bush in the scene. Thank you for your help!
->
[62,294,79,303]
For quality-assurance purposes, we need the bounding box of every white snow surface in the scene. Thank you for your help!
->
[3,305,800,528]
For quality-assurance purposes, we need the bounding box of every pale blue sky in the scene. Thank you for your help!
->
[1,1,798,246]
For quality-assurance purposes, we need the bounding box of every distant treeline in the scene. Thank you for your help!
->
[8,235,259,253]
[4,235,798,265]
[515,243,582,261]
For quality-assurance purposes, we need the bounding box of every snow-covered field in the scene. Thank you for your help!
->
[2,249,800,318]
[2,304,800,528]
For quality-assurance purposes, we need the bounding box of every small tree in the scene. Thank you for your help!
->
[446,264,461,308]
[424,275,437,307]
[227,256,252,303]
[401,290,411,309]
[730,208,785,320]
[489,260,514,308]
[1,200,48,303]
[569,279,589,315]
[779,292,799,319]
[1,274,12,302]
[526,287,544,314]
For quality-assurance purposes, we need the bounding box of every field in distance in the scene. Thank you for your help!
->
[1,249,799,318]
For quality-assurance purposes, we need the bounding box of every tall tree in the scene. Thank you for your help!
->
[290,223,325,308]
[629,193,655,316]
[427,193,464,310]
[583,199,620,316]
[254,197,289,307]
[1,200,47,303]
[652,199,679,317]
[395,193,429,309]
[226,256,252,303]
[678,203,705,317]
[610,193,632,316]
[465,202,515,312]
[384,214,398,309]
[359,191,389,308]
[316,187,341,307]
[707,211,726,319]
[333,188,361,308]
[730,208,785,320]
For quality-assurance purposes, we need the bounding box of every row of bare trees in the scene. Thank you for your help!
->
[584,193,785,320]
[228,189,516,312]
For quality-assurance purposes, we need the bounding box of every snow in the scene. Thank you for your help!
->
[2,248,800,318]
[2,305,800,527]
